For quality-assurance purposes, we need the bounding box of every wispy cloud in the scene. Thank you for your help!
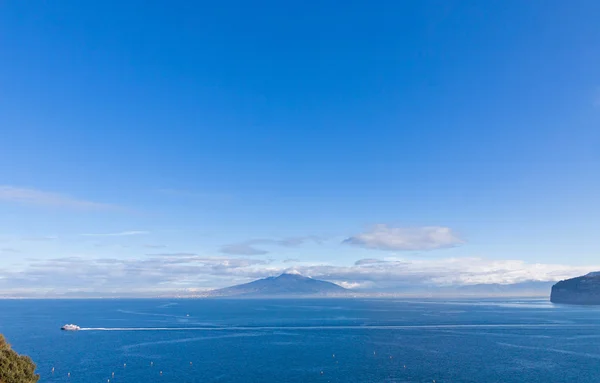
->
[21,236,58,242]
[81,231,149,237]
[0,186,117,210]
[221,243,269,256]
[220,236,323,255]
[157,189,233,202]
[344,225,464,251]
[354,258,388,266]
[0,248,21,253]
[144,244,167,249]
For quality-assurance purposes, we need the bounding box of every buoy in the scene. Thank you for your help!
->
[112,372,115,377]
[160,371,163,375]
[320,371,324,375]
[151,362,154,366]
[124,363,126,368]
[332,354,335,358]
[373,351,376,355]
[68,372,70,377]
[51,367,55,373]
[390,356,393,359]
[404,365,406,369]
[190,361,193,365]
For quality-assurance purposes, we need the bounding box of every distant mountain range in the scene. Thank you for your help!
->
[207,273,349,297]
[1,274,569,299]
[550,272,600,305]
[346,281,555,297]
[204,274,557,298]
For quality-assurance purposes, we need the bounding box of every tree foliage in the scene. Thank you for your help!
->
[0,334,39,383]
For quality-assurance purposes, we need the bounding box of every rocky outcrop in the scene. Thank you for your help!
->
[550,272,600,305]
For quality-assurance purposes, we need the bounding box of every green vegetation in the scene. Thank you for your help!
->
[0,334,39,383]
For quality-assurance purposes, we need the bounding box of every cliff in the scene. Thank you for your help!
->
[550,272,600,305]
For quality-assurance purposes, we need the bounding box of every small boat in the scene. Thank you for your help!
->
[61,324,81,331]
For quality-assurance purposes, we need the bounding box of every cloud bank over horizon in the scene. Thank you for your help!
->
[0,252,596,297]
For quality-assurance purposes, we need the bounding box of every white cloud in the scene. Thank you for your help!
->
[344,224,464,251]
[81,231,149,237]
[336,281,364,289]
[220,236,323,255]
[0,186,117,210]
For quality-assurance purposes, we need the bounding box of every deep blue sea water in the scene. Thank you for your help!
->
[1,298,600,382]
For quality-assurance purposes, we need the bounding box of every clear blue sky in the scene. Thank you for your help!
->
[0,1,599,295]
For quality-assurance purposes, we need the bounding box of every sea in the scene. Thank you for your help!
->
[1,298,600,383]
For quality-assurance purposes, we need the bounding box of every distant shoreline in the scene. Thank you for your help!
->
[0,293,551,300]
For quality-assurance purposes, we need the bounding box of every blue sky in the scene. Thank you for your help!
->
[1,1,599,295]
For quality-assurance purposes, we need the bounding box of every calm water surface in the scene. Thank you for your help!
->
[1,298,600,382]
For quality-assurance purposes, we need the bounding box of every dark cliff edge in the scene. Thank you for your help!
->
[550,272,600,305]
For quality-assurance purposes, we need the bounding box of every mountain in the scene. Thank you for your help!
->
[550,272,600,305]
[444,281,555,297]
[208,273,349,297]
[352,281,554,297]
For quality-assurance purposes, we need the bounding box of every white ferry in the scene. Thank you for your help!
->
[61,324,81,331]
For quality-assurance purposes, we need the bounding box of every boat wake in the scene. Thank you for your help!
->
[78,323,599,332]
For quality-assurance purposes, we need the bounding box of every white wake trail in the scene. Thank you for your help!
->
[78,323,599,332]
